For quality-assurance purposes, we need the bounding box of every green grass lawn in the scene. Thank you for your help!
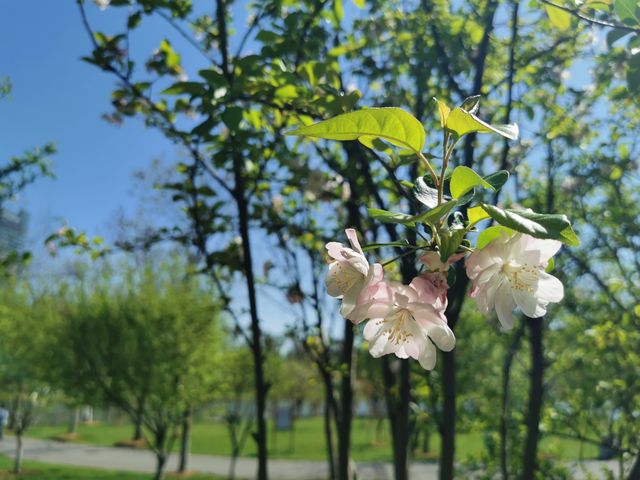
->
[0,454,223,479]
[25,417,598,463]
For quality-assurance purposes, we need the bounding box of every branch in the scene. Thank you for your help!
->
[421,0,467,99]
[77,1,234,196]
[539,0,640,34]
[497,0,519,175]
[294,0,331,68]
[155,10,220,65]
[564,249,627,312]
[215,0,231,82]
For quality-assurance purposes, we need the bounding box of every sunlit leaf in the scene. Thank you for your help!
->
[413,177,439,208]
[434,98,451,128]
[544,4,572,30]
[450,166,494,199]
[614,0,639,23]
[287,108,426,153]
[468,205,490,225]
[545,257,555,273]
[446,107,519,140]
[476,226,515,249]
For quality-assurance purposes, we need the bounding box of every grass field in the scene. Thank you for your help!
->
[25,417,599,463]
[0,455,223,479]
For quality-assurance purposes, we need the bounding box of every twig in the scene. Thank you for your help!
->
[539,0,640,33]
[156,10,220,65]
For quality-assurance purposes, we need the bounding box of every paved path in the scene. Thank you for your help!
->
[0,437,629,479]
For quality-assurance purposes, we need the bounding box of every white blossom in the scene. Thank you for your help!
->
[466,233,564,330]
[325,229,382,323]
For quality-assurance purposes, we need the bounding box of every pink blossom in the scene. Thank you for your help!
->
[362,281,455,370]
[325,229,383,323]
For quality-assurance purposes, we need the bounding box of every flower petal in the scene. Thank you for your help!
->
[535,271,564,303]
[426,323,456,352]
[417,341,437,370]
[346,228,364,255]
[495,283,516,330]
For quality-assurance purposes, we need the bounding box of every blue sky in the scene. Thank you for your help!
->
[0,2,180,250]
[0,1,316,335]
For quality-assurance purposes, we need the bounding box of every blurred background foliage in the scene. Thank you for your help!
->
[1,0,639,479]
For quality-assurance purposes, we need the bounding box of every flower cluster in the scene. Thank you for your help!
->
[325,229,564,370]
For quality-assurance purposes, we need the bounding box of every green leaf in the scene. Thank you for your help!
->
[127,12,142,30]
[450,166,494,199]
[192,116,216,136]
[353,0,366,7]
[368,208,416,226]
[544,4,572,30]
[287,108,426,154]
[440,227,465,261]
[434,98,451,128]
[468,205,490,225]
[222,106,243,131]
[334,0,344,21]
[614,0,639,23]
[460,95,481,114]
[480,204,580,246]
[606,28,632,47]
[545,257,555,273]
[275,85,298,98]
[476,226,514,249]
[446,107,519,140]
[483,170,510,191]
[412,199,458,226]
[413,177,439,208]
[162,81,206,96]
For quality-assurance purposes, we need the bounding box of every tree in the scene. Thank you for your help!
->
[0,278,51,474]
[44,255,225,480]
[71,2,633,480]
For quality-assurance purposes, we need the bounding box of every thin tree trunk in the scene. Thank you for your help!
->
[324,388,337,480]
[439,348,456,480]
[379,170,419,480]
[521,141,554,479]
[232,147,269,480]
[229,453,238,480]
[68,406,80,435]
[439,260,467,480]
[500,320,525,480]
[627,451,640,480]
[132,398,145,441]
[13,433,23,474]
[337,321,355,480]
[154,452,167,480]
[335,169,364,480]
[178,407,191,473]
[133,417,143,442]
[522,317,544,480]
[422,424,430,453]
[392,360,411,480]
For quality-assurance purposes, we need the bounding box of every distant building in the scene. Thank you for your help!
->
[0,210,28,252]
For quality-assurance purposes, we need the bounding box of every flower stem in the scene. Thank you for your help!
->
[438,134,459,205]
[381,245,427,267]
[418,151,439,188]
